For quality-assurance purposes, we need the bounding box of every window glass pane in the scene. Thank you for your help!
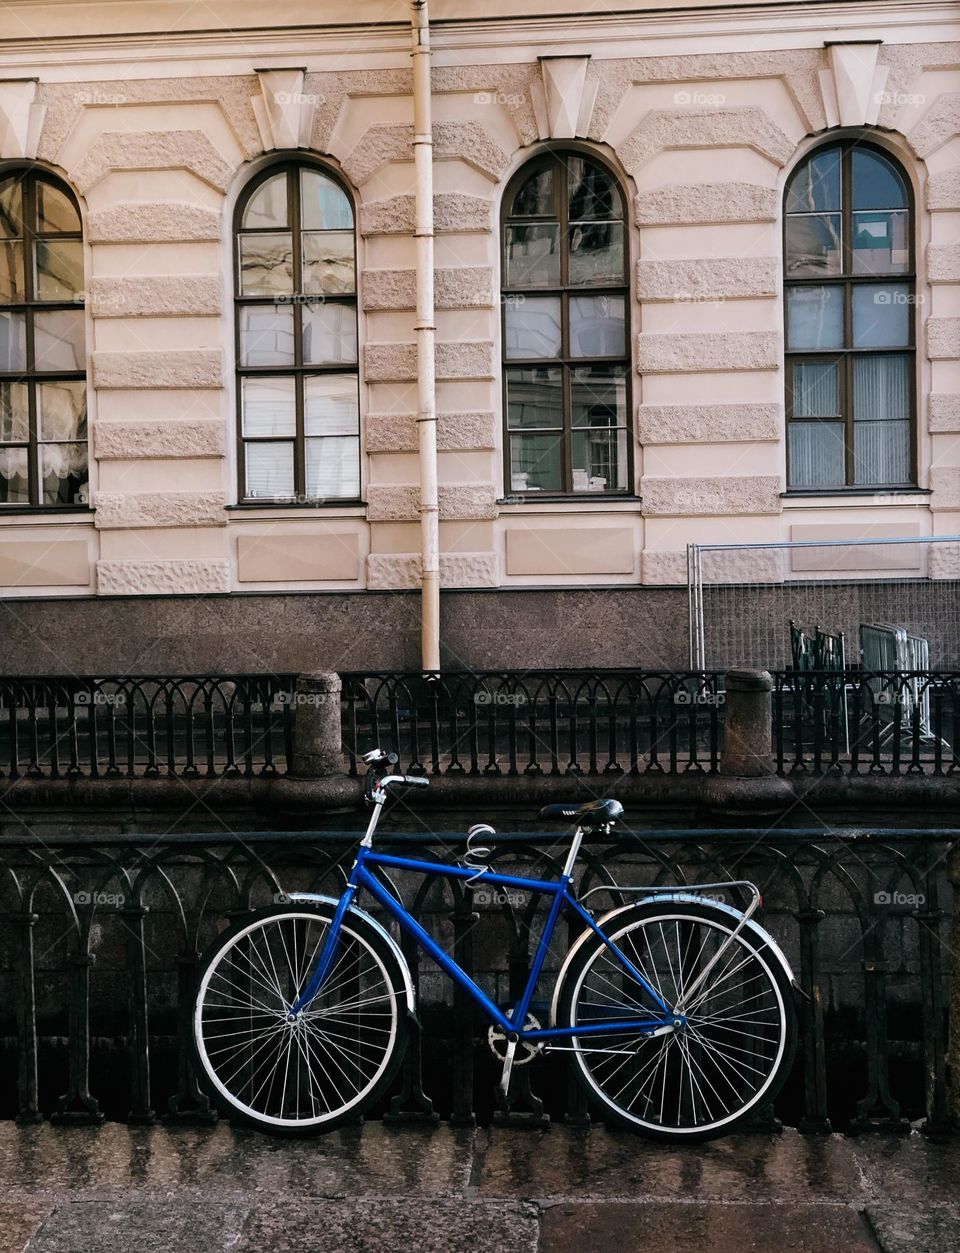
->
[40,442,87,506]
[305,436,359,498]
[571,364,627,427]
[241,376,296,437]
[509,432,562,492]
[0,312,25,371]
[0,178,22,238]
[511,168,553,216]
[786,286,844,350]
[35,240,83,300]
[302,303,357,364]
[567,159,623,220]
[853,150,907,210]
[0,382,28,442]
[786,148,841,213]
[244,441,295,499]
[853,354,911,422]
[789,361,839,417]
[852,210,909,275]
[37,380,86,441]
[300,170,353,230]
[304,374,359,435]
[239,305,295,367]
[569,221,624,286]
[302,232,354,294]
[34,310,85,371]
[504,296,561,359]
[852,284,910,348]
[504,224,560,288]
[570,294,625,357]
[239,233,293,295]
[788,422,845,489]
[505,366,562,429]
[36,182,80,234]
[242,173,287,230]
[571,429,627,492]
[0,241,24,302]
[0,446,29,504]
[853,420,910,486]
[785,214,841,277]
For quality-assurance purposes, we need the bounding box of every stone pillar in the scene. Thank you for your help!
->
[721,669,773,777]
[947,847,960,1125]
[290,672,347,777]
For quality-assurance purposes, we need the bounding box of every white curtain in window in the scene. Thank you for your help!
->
[853,356,910,484]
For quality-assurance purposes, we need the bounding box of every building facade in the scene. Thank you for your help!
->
[0,0,957,672]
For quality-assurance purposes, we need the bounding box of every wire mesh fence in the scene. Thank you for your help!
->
[688,535,960,671]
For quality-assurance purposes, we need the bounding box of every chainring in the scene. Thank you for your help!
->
[487,1012,542,1065]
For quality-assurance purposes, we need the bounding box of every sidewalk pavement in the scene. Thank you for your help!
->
[0,1121,957,1252]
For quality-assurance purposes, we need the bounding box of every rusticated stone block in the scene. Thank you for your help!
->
[926,319,960,360]
[930,468,960,511]
[362,267,492,310]
[359,193,491,236]
[364,342,493,382]
[928,171,960,211]
[636,258,777,301]
[621,108,794,175]
[641,475,781,516]
[365,411,496,454]
[366,485,419,522]
[306,67,411,153]
[636,332,780,373]
[93,492,227,529]
[907,92,960,159]
[94,420,225,460]
[73,131,233,193]
[637,404,780,445]
[87,203,221,243]
[96,559,230,595]
[366,553,420,589]
[433,121,509,180]
[438,484,498,521]
[363,343,417,383]
[635,182,777,225]
[437,341,494,380]
[93,351,222,389]
[366,551,498,589]
[929,395,960,433]
[927,244,960,283]
[641,551,688,585]
[342,124,412,186]
[89,276,221,318]
[929,543,960,579]
[433,62,538,146]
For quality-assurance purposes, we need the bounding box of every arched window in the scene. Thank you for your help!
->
[234,162,359,503]
[0,168,87,508]
[784,141,915,490]
[501,151,630,497]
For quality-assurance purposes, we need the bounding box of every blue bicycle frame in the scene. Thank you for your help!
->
[289,841,676,1042]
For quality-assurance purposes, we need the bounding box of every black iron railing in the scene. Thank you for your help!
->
[341,670,725,776]
[0,675,296,778]
[773,670,960,776]
[0,827,952,1133]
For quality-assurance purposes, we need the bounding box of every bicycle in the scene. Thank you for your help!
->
[192,749,798,1140]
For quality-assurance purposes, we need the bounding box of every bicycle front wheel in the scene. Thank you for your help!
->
[192,905,408,1134]
[557,902,797,1140]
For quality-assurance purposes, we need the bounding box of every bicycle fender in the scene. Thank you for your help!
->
[550,894,798,1027]
[284,892,416,1013]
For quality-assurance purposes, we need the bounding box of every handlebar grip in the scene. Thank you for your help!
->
[402,775,430,788]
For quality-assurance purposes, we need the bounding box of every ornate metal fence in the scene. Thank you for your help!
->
[0,828,952,1133]
[0,675,295,779]
[773,670,960,776]
[341,670,725,776]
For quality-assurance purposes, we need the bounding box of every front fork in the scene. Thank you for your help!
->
[287,879,359,1015]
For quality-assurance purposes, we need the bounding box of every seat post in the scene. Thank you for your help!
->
[562,827,585,878]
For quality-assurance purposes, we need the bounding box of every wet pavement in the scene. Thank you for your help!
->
[0,1122,956,1251]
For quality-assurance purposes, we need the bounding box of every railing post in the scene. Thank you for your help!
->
[947,845,960,1127]
[290,672,346,777]
[721,669,774,776]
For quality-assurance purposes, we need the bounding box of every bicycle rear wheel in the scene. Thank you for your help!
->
[192,904,408,1134]
[556,901,797,1140]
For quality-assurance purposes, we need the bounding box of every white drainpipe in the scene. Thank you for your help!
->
[410,0,440,673]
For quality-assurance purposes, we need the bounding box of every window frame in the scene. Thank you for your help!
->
[783,140,917,493]
[232,159,361,507]
[499,147,634,501]
[0,165,89,511]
